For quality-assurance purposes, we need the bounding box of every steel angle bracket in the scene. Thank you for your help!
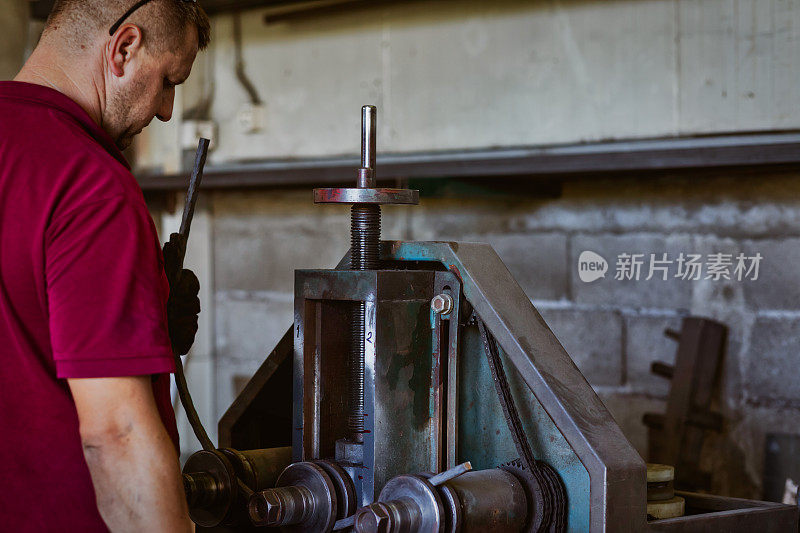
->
[376,240,646,532]
[218,328,295,450]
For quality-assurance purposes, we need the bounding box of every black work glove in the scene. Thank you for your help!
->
[162,232,200,355]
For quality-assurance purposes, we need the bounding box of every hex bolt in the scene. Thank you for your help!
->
[250,489,282,524]
[248,485,314,527]
[431,294,454,315]
[355,502,393,533]
[355,499,423,533]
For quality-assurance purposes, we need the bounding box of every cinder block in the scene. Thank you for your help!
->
[570,233,694,308]
[687,236,744,317]
[214,191,415,292]
[409,197,530,241]
[214,193,350,292]
[379,204,414,241]
[624,314,683,397]
[538,307,623,386]
[215,292,294,364]
[215,357,265,429]
[744,315,800,405]
[0,2,27,80]
[598,392,666,459]
[684,238,750,394]
[474,233,568,301]
[742,238,800,311]
[712,404,800,498]
[521,174,800,238]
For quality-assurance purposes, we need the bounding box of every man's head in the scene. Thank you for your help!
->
[42,0,210,149]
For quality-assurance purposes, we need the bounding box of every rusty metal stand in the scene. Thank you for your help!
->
[643,317,727,491]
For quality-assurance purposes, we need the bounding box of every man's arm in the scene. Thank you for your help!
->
[68,376,193,533]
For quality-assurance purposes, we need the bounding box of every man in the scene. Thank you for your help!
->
[0,0,210,531]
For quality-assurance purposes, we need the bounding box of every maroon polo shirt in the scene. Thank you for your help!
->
[0,81,179,531]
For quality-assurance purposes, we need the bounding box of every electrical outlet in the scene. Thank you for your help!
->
[237,103,266,134]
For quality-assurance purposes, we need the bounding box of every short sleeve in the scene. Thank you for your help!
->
[45,195,175,378]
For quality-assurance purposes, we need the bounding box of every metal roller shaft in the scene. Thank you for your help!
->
[442,469,528,532]
[183,472,222,508]
[361,105,376,172]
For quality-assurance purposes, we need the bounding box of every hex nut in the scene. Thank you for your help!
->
[356,503,392,533]
[431,294,453,315]
[249,489,282,525]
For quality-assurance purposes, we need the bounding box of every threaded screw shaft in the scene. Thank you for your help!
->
[348,204,381,442]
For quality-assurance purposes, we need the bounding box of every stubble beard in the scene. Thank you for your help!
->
[105,78,148,151]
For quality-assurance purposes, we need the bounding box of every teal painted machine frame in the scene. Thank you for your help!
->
[380,241,640,531]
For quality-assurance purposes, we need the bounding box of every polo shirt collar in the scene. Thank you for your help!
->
[0,81,130,170]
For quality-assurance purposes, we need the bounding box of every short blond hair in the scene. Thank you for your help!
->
[45,0,211,52]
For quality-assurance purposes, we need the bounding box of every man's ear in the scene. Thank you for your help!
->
[107,24,143,77]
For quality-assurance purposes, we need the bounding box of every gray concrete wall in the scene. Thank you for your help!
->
[139,0,800,169]
[0,0,28,79]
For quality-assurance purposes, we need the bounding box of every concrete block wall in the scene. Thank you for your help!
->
[0,0,30,79]
[203,170,800,499]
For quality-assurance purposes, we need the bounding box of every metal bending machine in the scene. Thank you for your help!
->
[180,107,798,532]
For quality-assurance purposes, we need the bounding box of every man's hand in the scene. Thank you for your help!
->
[162,233,200,355]
[68,376,193,532]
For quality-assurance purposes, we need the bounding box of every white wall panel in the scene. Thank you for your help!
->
[139,1,800,168]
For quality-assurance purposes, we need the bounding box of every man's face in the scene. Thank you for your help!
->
[105,25,199,150]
